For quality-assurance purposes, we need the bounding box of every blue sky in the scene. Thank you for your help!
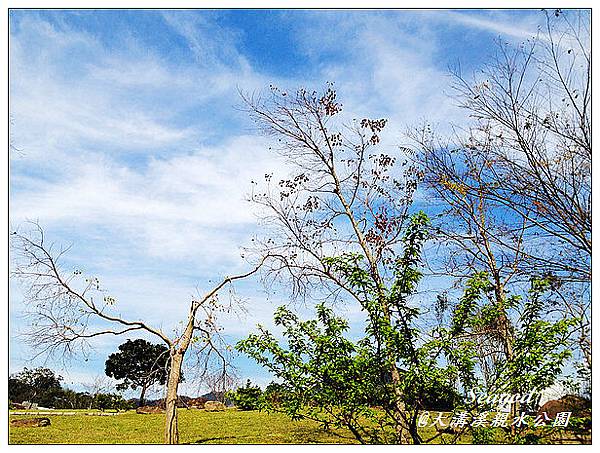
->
[9,9,555,396]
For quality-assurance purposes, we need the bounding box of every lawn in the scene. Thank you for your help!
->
[9,409,590,445]
[9,409,358,444]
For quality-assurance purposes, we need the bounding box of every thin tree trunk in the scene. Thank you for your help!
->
[139,383,148,407]
[494,278,518,433]
[164,351,183,444]
[389,366,412,443]
[164,301,198,444]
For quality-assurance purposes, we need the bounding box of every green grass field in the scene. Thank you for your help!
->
[9,409,357,444]
[9,409,590,445]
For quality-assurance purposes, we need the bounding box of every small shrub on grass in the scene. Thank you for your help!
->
[228,380,263,411]
[93,393,131,411]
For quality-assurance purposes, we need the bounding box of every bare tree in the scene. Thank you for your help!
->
[411,10,590,391]
[10,223,265,444]
[82,375,112,410]
[241,84,421,442]
[203,369,239,403]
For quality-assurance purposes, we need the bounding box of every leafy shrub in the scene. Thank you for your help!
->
[228,380,263,411]
[262,382,286,407]
[93,393,131,411]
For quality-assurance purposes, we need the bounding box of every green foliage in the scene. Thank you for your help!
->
[262,381,286,407]
[238,212,467,443]
[513,432,543,445]
[439,270,576,422]
[498,281,576,395]
[451,271,494,335]
[227,380,263,411]
[239,209,578,444]
[568,416,592,439]
[54,388,94,410]
[237,302,389,442]
[9,367,64,407]
[105,339,178,404]
[9,366,132,411]
[471,427,497,444]
[93,393,131,411]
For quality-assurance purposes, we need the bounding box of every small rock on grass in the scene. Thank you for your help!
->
[10,417,51,427]
[204,401,226,412]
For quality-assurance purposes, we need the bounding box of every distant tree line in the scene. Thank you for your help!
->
[8,367,131,411]
[8,366,223,410]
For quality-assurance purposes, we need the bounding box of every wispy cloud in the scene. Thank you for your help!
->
[161,10,247,70]
[442,10,544,41]
[11,135,282,264]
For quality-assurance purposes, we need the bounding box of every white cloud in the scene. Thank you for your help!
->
[278,11,464,151]
[10,32,193,160]
[9,13,275,167]
[9,13,294,268]
[161,11,246,70]
[441,10,544,41]
[11,135,284,264]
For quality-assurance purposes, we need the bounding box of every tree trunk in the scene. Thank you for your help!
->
[164,350,183,444]
[164,301,199,444]
[389,366,413,444]
[139,383,148,407]
[494,278,518,434]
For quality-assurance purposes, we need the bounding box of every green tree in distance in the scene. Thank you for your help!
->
[9,367,63,407]
[105,339,180,406]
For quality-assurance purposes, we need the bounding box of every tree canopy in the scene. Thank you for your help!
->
[105,339,178,406]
